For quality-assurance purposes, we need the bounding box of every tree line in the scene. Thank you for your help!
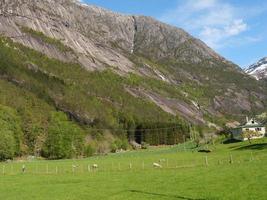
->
[0,104,196,161]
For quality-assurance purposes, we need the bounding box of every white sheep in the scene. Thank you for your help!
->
[72,164,78,168]
[92,164,98,169]
[153,162,162,168]
[72,164,78,172]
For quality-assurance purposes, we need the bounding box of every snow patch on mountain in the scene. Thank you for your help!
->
[245,57,267,80]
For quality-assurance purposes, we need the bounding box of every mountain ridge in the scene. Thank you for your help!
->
[0,0,233,72]
[245,57,267,80]
[1,0,266,124]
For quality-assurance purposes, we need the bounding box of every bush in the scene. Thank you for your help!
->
[141,142,149,149]
[121,139,129,150]
[111,139,129,153]
[84,144,95,157]
[0,105,23,158]
[42,112,85,159]
[110,142,118,153]
[0,130,16,161]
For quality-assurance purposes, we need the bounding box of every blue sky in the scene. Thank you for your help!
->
[82,0,267,68]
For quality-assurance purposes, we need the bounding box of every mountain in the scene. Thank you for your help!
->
[245,57,267,80]
[0,0,266,158]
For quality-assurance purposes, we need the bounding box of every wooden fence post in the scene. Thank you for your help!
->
[81,165,84,173]
[230,154,234,164]
[205,156,208,166]
[250,152,254,161]
[183,135,186,152]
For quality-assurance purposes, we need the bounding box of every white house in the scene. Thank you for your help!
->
[231,117,266,141]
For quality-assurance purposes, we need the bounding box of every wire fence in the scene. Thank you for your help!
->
[0,151,266,176]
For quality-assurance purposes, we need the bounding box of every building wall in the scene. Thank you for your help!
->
[232,128,243,140]
[242,127,265,136]
[232,127,266,141]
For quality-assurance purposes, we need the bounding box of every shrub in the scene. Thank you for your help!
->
[121,139,129,150]
[141,142,149,149]
[0,105,23,157]
[84,144,95,157]
[0,130,16,161]
[111,139,129,153]
[242,130,261,144]
[42,112,85,159]
[110,142,118,153]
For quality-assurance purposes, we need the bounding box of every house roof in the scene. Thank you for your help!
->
[233,118,265,129]
[233,117,265,129]
[238,124,265,129]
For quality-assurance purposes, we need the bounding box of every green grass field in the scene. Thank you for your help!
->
[1,138,267,200]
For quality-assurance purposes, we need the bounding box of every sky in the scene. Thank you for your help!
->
[81,0,267,68]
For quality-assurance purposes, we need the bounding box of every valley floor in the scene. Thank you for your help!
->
[1,139,267,200]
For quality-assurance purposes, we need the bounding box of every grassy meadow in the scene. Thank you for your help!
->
[0,138,267,200]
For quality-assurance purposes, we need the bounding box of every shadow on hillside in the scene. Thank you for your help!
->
[223,138,241,144]
[129,190,206,200]
[235,143,267,151]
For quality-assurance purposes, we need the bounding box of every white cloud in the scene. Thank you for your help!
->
[199,19,248,48]
[159,0,251,49]
[225,19,247,36]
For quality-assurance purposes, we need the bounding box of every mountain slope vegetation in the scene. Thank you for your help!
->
[0,36,191,159]
[0,0,266,159]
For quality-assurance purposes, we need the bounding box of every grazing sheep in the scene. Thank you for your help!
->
[72,164,78,172]
[22,164,26,173]
[92,164,98,169]
[72,164,78,169]
[153,162,162,168]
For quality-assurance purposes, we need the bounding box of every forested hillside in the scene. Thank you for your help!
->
[0,36,191,160]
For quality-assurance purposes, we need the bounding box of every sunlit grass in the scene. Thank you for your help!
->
[0,138,267,199]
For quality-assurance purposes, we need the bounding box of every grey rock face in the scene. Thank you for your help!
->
[133,16,226,63]
[0,0,135,72]
[0,0,229,73]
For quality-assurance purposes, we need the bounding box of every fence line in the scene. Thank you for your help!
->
[0,152,266,176]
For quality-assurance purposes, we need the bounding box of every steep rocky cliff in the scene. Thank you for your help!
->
[0,0,230,73]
